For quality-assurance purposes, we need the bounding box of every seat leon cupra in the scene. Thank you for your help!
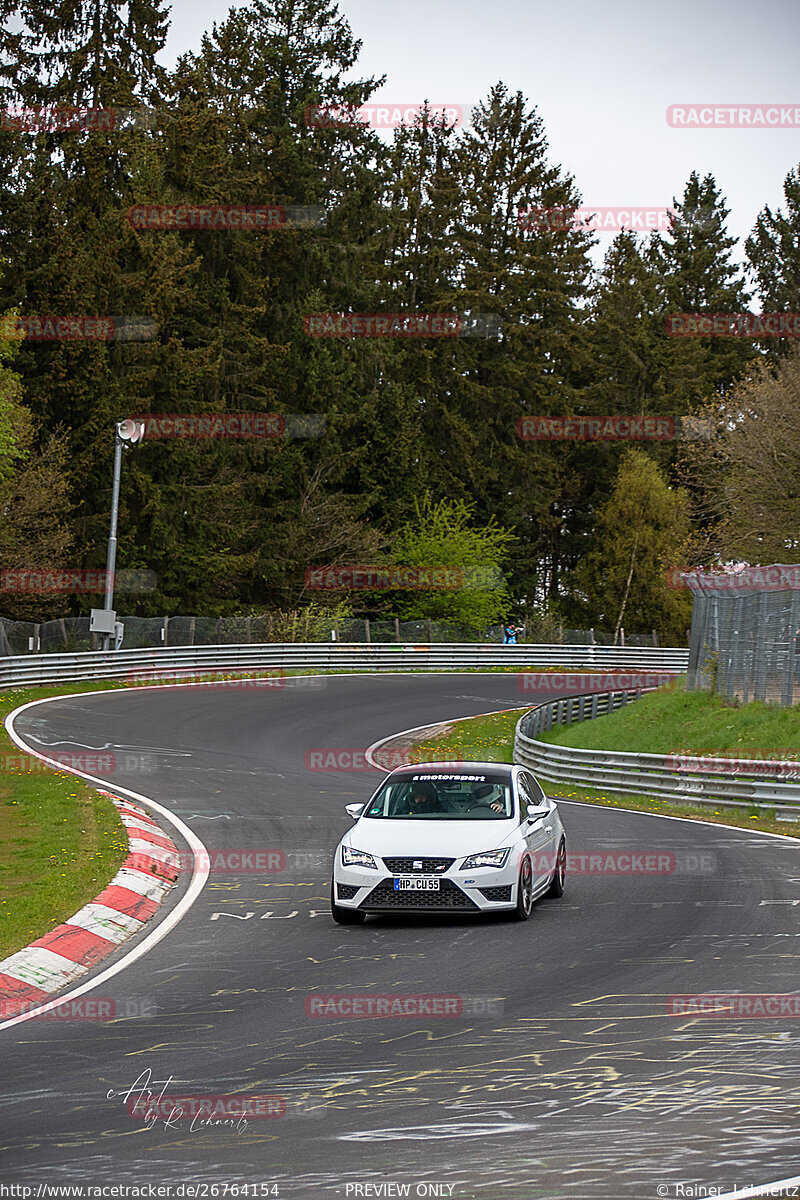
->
[330,762,566,923]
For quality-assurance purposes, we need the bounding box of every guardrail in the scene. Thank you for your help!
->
[0,642,690,688]
[514,689,800,817]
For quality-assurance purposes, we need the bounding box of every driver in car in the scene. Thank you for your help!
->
[405,781,445,814]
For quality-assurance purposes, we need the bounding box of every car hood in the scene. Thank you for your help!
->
[344,818,519,859]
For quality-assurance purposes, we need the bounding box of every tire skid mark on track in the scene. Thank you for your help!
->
[0,676,798,1197]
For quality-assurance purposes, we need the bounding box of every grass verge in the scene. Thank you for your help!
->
[0,670,336,960]
[535,684,800,756]
[407,705,800,841]
[5,670,795,963]
[0,681,137,960]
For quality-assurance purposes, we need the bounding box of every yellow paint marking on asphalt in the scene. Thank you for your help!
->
[376,1029,482,1047]
[620,957,695,964]
[255,881,318,888]
[570,992,676,1006]
[211,988,269,996]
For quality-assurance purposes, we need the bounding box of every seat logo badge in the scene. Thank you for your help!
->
[413,860,423,870]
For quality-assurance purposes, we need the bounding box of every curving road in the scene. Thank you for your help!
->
[1,673,799,1199]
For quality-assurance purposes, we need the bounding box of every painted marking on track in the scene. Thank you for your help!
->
[0,694,210,1032]
[715,1173,800,1200]
[209,912,256,921]
[760,899,800,905]
[339,1120,538,1141]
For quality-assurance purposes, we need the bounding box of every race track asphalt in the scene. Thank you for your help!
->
[1,673,799,1199]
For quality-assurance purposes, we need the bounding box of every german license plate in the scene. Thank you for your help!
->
[394,876,440,891]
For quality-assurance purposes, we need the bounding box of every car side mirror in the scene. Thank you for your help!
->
[345,803,366,821]
[526,802,549,822]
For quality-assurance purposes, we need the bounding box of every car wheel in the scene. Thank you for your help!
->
[547,838,566,898]
[330,881,366,925]
[512,855,533,921]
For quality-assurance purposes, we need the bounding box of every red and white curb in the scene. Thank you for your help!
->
[0,795,181,1017]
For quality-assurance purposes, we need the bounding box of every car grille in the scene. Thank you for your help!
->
[382,857,455,874]
[361,880,478,910]
[335,883,359,900]
[479,885,512,902]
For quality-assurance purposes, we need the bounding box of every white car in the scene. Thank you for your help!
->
[330,762,566,924]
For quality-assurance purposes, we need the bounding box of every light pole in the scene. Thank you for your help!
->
[92,419,144,650]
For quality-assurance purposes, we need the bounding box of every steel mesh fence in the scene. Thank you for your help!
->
[685,566,800,706]
[0,614,656,656]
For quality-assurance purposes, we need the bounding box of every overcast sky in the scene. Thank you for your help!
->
[162,0,800,269]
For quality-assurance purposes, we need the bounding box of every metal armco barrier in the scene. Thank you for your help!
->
[514,690,800,816]
[0,642,689,687]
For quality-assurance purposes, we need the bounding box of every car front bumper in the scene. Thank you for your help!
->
[333,859,524,913]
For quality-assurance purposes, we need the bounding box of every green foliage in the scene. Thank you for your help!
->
[679,352,800,562]
[246,600,354,641]
[0,357,27,489]
[648,171,756,403]
[0,305,73,618]
[746,162,800,361]
[566,448,693,643]
[0,0,795,632]
[379,493,514,627]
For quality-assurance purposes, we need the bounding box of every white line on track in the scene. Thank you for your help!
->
[0,691,210,1032]
[367,706,800,1200]
[2,677,797,1193]
[714,1175,800,1200]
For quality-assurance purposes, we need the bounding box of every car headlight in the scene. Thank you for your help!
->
[460,848,510,869]
[342,845,378,870]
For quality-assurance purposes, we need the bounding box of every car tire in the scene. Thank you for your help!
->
[512,855,534,921]
[330,881,366,925]
[547,838,566,898]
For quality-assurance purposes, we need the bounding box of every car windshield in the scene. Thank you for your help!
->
[363,773,513,819]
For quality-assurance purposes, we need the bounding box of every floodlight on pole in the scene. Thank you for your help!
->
[95,419,145,650]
